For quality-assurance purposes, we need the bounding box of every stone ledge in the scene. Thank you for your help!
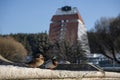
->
[0,65,120,80]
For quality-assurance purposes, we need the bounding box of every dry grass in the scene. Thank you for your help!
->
[0,36,27,62]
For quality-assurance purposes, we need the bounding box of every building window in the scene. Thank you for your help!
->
[66,20,69,22]
[61,20,64,23]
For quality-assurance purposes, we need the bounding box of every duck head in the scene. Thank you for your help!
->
[52,56,58,66]
[35,54,44,61]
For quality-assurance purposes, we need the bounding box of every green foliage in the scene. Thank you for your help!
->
[9,33,52,60]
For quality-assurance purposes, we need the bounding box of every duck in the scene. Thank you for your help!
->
[26,54,44,68]
[45,56,58,70]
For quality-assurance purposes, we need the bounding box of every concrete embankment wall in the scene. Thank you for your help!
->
[0,65,120,80]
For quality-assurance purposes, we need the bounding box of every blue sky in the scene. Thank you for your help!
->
[0,0,120,34]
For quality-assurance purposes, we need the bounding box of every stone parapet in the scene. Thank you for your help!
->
[0,65,120,80]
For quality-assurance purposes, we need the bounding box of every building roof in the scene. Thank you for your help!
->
[52,6,84,24]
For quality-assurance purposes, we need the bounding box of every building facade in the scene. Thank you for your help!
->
[49,6,90,53]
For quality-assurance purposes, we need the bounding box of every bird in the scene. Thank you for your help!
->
[26,54,44,68]
[45,56,58,70]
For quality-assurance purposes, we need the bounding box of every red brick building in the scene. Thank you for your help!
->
[49,6,89,53]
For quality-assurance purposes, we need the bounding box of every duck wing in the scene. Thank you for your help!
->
[45,61,56,69]
[26,59,36,64]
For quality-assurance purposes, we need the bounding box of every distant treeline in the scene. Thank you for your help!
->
[3,33,50,60]
[1,32,86,63]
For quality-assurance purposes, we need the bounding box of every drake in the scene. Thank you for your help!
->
[26,54,44,68]
[45,56,58,70]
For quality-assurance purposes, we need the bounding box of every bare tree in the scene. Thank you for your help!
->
[89,16,120,63]
[53,40,86,63]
